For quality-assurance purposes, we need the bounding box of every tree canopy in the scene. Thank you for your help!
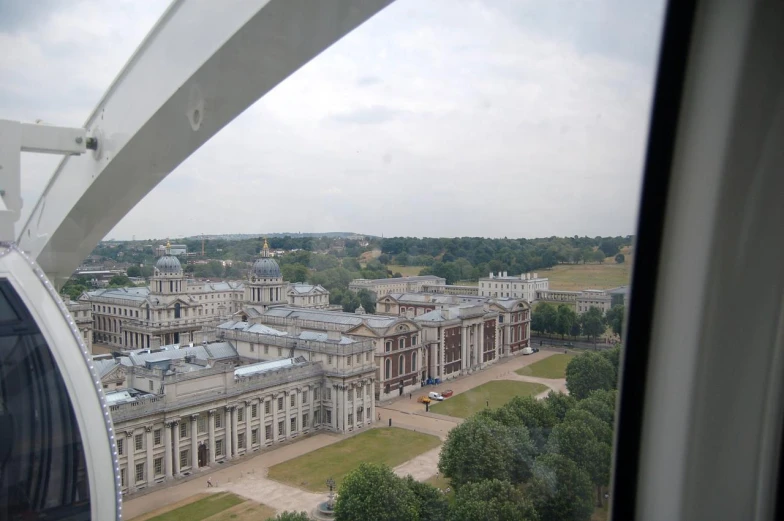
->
[334,463,419,521]
[529,453,594,521]
[565,352,616,400]
[266,512,311,521]
[449,479,538,521]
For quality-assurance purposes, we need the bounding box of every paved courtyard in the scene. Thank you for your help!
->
[125,349,565,519]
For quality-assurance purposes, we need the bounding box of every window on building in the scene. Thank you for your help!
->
[358,408,364,423]
[154,457,162,476]
[348,412,354,425]
[278,347,282,356]
[265,425,272,441]
[117,438,124,455]
[250,344,255,352]
[290,417,296,433]
[367,385,371,397]
[411,352,417,372]
[264,345,269,354]
[399,338,405,350]
[326,387,331,400]
[135,463,144,483]
[180,422,187,439]
[314,387,320,400]
[121,468,126,487]
[326,410,332,424]
[264,400,270,414]
[347,355,352,366]
[327,354,333,364]
[385,341,391,352]
[277,397,283,411]
[252,428,259,445]
[237,407,244,422]
[277,421,284,436]
[290,393,296,407]
[253,403,259,418]
[215,412,222,428]
[302,413,309,428]
[302,390,308,404]
[154,429,161,446]
[135,433,143,451]
[347,388,353,401]
[180,449,189,469]
[385,359,391,379]
[238,432,246,449]
[365,352,370,361]
[216,439,224,456]
[399,354,405,375]
[412,335,418,345]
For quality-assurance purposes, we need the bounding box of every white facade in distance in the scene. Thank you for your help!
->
[478,272,549,302]
[348,275,446,298]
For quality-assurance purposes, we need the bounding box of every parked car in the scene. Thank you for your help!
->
[522,347,534,355]
[532,347,540,353]
[417,395,431,404]
[428,392,445,401]
[564,342,574,347]
[442,390,454,398]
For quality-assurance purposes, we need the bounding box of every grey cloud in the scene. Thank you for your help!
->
[0,0,61,31]
[328,105,403,125]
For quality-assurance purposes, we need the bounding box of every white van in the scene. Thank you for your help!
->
[521,347,534,355]
[428,392,445,401]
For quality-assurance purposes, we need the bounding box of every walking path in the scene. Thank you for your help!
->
[125,349,568,519]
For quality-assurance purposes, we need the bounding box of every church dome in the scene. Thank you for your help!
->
[156,255,182,274]
[252,258,281,278]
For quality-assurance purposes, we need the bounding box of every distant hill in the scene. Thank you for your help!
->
[183,232,378,241]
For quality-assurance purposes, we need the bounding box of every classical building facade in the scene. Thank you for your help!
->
[65,297,93,353]
[83,241,331,350]
[478,272,549,302]
[101,329,375,495]
[422,283,480,296]
[348,275,446,298]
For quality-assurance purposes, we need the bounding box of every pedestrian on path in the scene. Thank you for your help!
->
[378,412,381,421]
[207,477,213,488]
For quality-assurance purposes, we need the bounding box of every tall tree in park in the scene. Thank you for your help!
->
[599,345,622,384]
[357,289,377,314]
[532,302,557,334]
[565,352,616,400]
[529,453,594,521]
[580,307,606,344]
[487,395,557,454]
[401,476,449,521]
[544,391,577,423]
[546,420,612,507]
[575,389,618,427]
[438,416,535,487]
[605,305,625,337]
[449,479,538,521]
[614,253,625,263]
[334,464,419,521]
[555,304,577,339]
[108,274,134,287]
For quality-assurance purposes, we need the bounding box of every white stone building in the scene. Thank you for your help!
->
[65,297,93,353]
[101,327,375,495]
[478,272,549,302]
[348,275,446,298]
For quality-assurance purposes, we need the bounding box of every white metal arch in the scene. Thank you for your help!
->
[17,0,393,287]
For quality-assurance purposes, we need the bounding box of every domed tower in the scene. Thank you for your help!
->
[152,241,185,295]
[244,238,285,309]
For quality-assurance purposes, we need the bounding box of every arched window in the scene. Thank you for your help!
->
[398,354,405,375]
[174,303,181,319]
[411,352,417,372]
[385,359,391,379]
[399,338,405,350]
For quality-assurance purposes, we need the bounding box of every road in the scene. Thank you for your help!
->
[531,335,618,351]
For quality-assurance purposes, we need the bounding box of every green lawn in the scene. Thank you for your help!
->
[429,381,549,419]
[543,261,631,291]
[387,265,427,277]
[516,354,576,379]
[140,493,248,521]
[267,427,440,492]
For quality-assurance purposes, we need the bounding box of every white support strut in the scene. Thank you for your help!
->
[17,0,394,287]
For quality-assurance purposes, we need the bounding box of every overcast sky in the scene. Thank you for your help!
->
[1,0,665,240]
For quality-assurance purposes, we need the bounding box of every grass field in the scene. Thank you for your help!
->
[130,492,275,521]
[267,427,440,492]
[516,354,576,379]
[429,380,549,419]
[543,260,631,291]
[387,265,427,277]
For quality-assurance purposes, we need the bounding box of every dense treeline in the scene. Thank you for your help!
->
[332,347,622,521]
[531,303,626,342]
[381,236,632,284]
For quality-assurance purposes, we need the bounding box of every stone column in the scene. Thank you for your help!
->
[284,390,291,438]
[272,395,279,442]
[126,431,136,491]
[461,325,468,373]
[225,406,233,459]
[370,380,376,425]
[173,420,181,475]
[163,423,173,479]
[208,410,216,464]
[191,415,199,470]
[145,426,154,484]
[332,383,339,431]
[232,405,239,456]
[245,400,252,450]
[342,385,349,432]
[478,323,484,367]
